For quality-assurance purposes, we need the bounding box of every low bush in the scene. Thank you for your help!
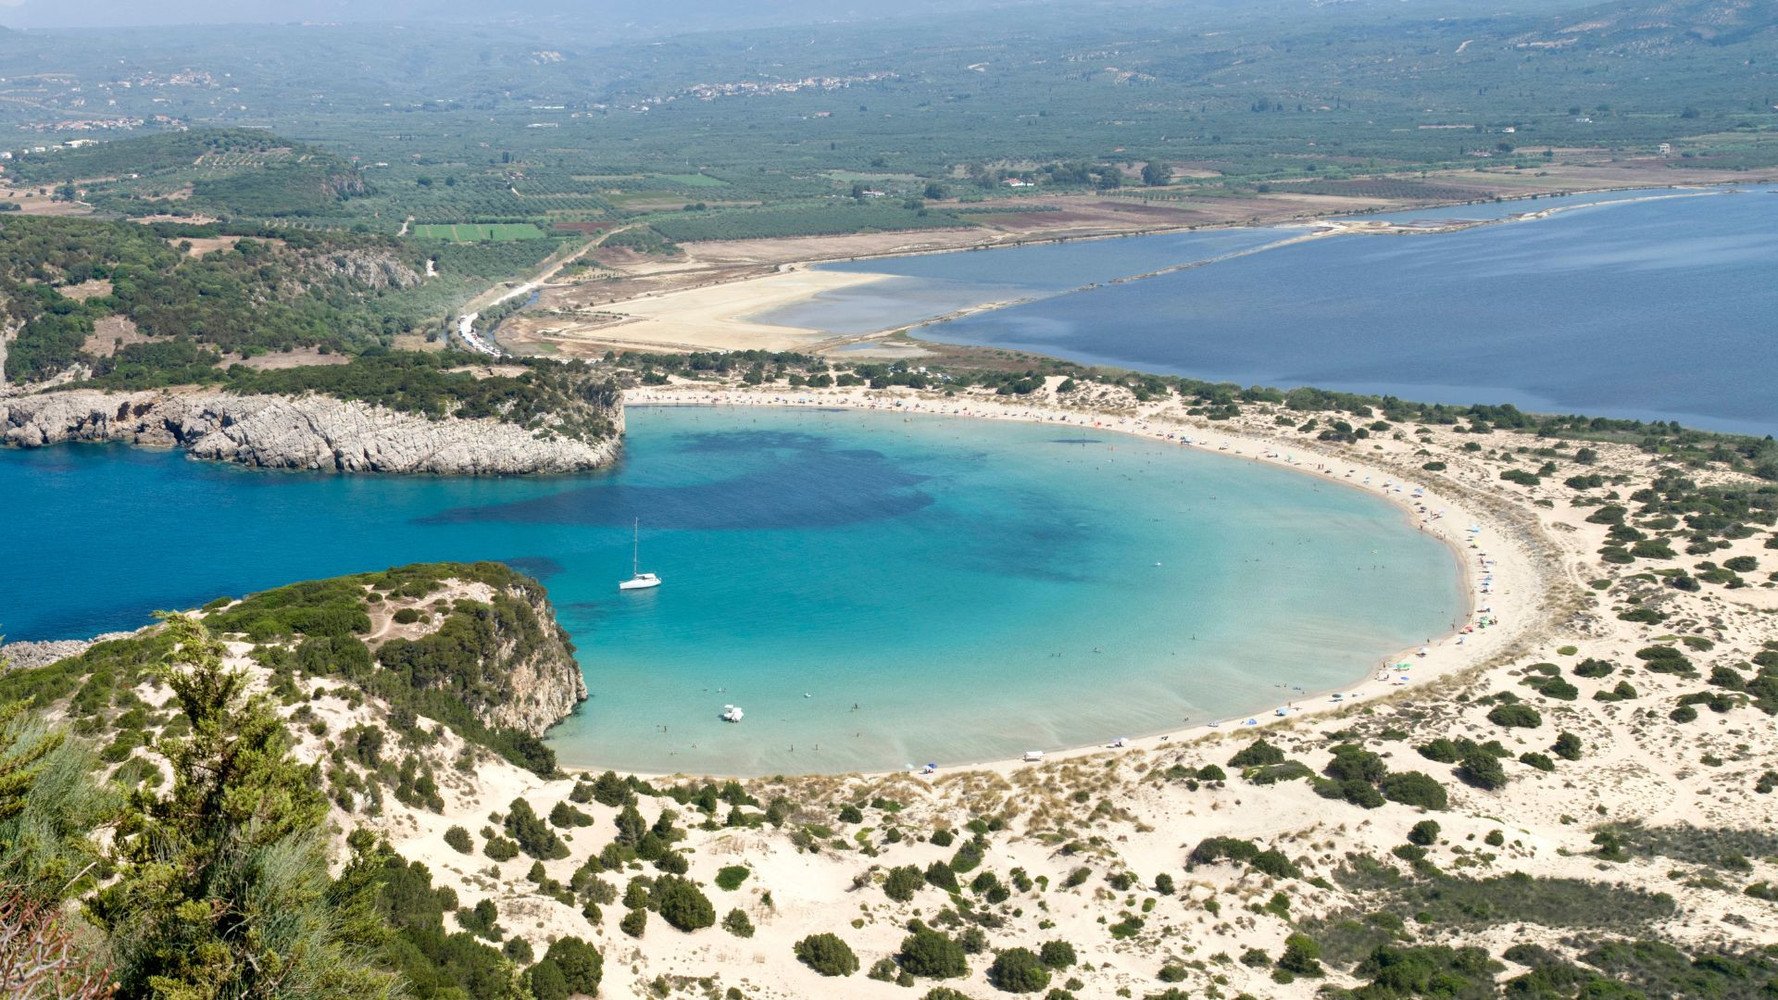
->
[541,937,602,997]
[620,907,646,938]
[883,866,925,904]
[722,908,755,938]
[795,933,860,977]
[1457,750,1509,791]
[1244,760,1316,785]
[899,923,969,979]
[548,801,592,828]
[654,876,715,932]
[483,836,519,862]
[1324,744,1387,784]
[1487,704,1543,729]
[988,948,1050,993]
[1523,675,1579,701]
[1636,646,1695,676]
[1039,940,1076,969]
[1228,739,1286,768]
[1279,933,1324,976]
[1416,738,1461,764]
[505,798,568,860]
[715,865,751,891]
[1188,836,1302,878]
[1380,771,1449,811]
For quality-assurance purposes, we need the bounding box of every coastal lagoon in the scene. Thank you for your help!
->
[4,406,1458,774]
[774,187,1778,436]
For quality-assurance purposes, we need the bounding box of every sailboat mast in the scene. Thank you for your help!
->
[632,518,640,576]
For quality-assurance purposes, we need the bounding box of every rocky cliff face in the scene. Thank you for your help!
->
[476,580,589,737]
[3,388,622,475]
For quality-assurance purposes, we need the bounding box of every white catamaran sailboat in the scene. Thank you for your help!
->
[618,519,662,591]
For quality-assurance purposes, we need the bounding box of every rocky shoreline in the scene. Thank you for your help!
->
[2,388,623,475]
[0,633,135,670]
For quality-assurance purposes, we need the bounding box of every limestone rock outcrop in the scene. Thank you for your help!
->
[3,389,621,475]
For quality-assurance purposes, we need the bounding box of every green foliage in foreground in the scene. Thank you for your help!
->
[0,705,115,904]
[355,840,523,1000]
[86,614,400,999]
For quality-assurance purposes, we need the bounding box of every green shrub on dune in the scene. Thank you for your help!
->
[796,932,861,977]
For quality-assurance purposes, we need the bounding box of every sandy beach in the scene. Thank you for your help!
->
[116,369,1774,999]
[509,266,899,354]
[622,379,1547,777]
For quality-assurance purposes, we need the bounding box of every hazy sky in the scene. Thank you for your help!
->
[0,0,1043,30]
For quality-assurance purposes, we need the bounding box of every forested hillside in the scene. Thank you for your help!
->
[0,214,431,382]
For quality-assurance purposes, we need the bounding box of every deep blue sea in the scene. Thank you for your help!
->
[779,187,1778,436]
[2,406,1458,774]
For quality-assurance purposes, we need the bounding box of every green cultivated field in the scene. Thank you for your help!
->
[661,173,730,188]
[412,223,549,242]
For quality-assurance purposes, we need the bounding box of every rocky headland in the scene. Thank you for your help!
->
[1,388,623,475]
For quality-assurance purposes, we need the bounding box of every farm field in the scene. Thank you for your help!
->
[411,223,549,242]
[659,173,730,187]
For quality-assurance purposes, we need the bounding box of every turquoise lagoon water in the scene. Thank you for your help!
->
[2,406,1459,775]
[781,187,1778,435]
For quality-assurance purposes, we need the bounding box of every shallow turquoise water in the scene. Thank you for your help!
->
[3,407,1460,774]
[787,186,1778,435]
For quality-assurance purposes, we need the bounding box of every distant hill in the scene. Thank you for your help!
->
[0,0,1065,32]
[1517,0,1778,50]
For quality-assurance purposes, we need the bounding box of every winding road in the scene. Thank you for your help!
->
[453,224,638,357]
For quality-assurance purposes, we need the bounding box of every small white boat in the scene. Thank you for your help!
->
[619,518,662,591]
[720,704,744,723]
[1021,750,1045,763]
